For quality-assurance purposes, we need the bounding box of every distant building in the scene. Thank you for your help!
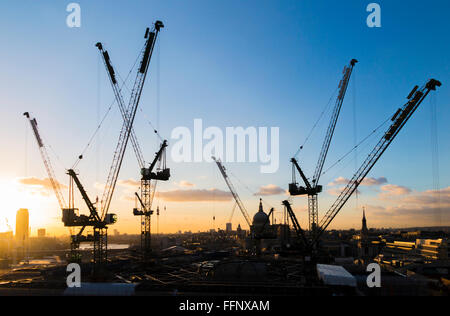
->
[15,209,29,246]
[37,228,46,238]
[226,223,232,233]
[357,208,378,260]
[0,231,14,259]
[415,239,449,260]
[251,199,269,235]
[114,229,120,236]
[361,208,369,239]
[236,224,246,239]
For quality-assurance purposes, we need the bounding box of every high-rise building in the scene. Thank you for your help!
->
[226,223,232,233]
[37,228,46,238]
[15,209,29,246]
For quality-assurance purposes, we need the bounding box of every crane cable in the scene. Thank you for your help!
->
[228,169,276,210]
[115,43,165,143]
[430,94,441,224]
[352,69,359,209]
[319,115,391,179]
[72,43,145,169]
[294,87,338,158]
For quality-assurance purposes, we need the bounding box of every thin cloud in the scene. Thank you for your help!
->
[177,181,195,188]
[254,184,286,196]
[118,179,140,187]
[368,186,450,225]
[328,177,349,186]
[361,177,388,186]
[94,182,105,191]
[17,177,67,190]
[327,186,361,196]
[328,176,387,187]
[380,184,412,198]
[156,188,232,202]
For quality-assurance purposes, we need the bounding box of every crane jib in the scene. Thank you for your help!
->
[314,79,441,245]
[100,21,163,219]
[140,32,155,74]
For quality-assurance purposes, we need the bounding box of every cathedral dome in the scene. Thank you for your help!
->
[252,199,269,227]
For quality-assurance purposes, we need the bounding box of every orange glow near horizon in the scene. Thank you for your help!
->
[0,178,61,234]
[1,175,448,237]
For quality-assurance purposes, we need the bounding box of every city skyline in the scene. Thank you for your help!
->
[0,0,449,236]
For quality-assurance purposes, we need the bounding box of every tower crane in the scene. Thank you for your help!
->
[310,79,441,248]
[24,112,115,264]
[212,157,252,229]
[289,59,357,237]
[99,20,164,222]
[24,21,165,270]
[23,112,66,210]
[97,21,168,261]
[134,140,169,260]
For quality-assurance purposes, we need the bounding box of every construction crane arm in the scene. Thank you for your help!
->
[67,169,100,222]
[314,79,441,244]
[23,112,66,210]
[100,21,163,219]
[135,192,148,213]
[212,157,252,228]
[228,202,238,223]
[258,207,274,235]
[148,140,168,172]
[282,200,308,247]
[291,158,312,189]
[96,42,145,169]
[312,59,358,187]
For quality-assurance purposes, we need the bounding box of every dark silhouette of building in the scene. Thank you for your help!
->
[361,207,369,239]
[37,228,46,238]
[357,207,378,261]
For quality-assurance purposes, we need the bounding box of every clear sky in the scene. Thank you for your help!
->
[0,0,449,236]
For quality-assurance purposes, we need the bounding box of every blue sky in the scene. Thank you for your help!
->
[0,0,448,234]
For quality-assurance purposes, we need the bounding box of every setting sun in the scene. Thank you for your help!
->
[0,178,60,234]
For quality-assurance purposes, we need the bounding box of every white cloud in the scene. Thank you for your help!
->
[254,184,286,196]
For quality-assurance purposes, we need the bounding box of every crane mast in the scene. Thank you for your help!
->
[290,59,357,235]
[100,21,164,220]
[312,79,441,246]
[24,21,165,271]
[136,140,169,260]
[24,113,116,266]
[23,112,66,210]
[97,24,169,261]
[212,157,252,229]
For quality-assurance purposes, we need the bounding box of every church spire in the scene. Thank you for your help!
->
[258,198,264,212]
[361,207,369,238]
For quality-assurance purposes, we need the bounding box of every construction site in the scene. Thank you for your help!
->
[0,2,449,299]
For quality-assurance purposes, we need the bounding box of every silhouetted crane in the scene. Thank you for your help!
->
[97,21,168,262]
[289,59,357,239]
[289,78,441,253]
[212,157,252,229]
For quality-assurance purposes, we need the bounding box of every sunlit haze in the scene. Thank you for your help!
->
[0,0,449,237]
